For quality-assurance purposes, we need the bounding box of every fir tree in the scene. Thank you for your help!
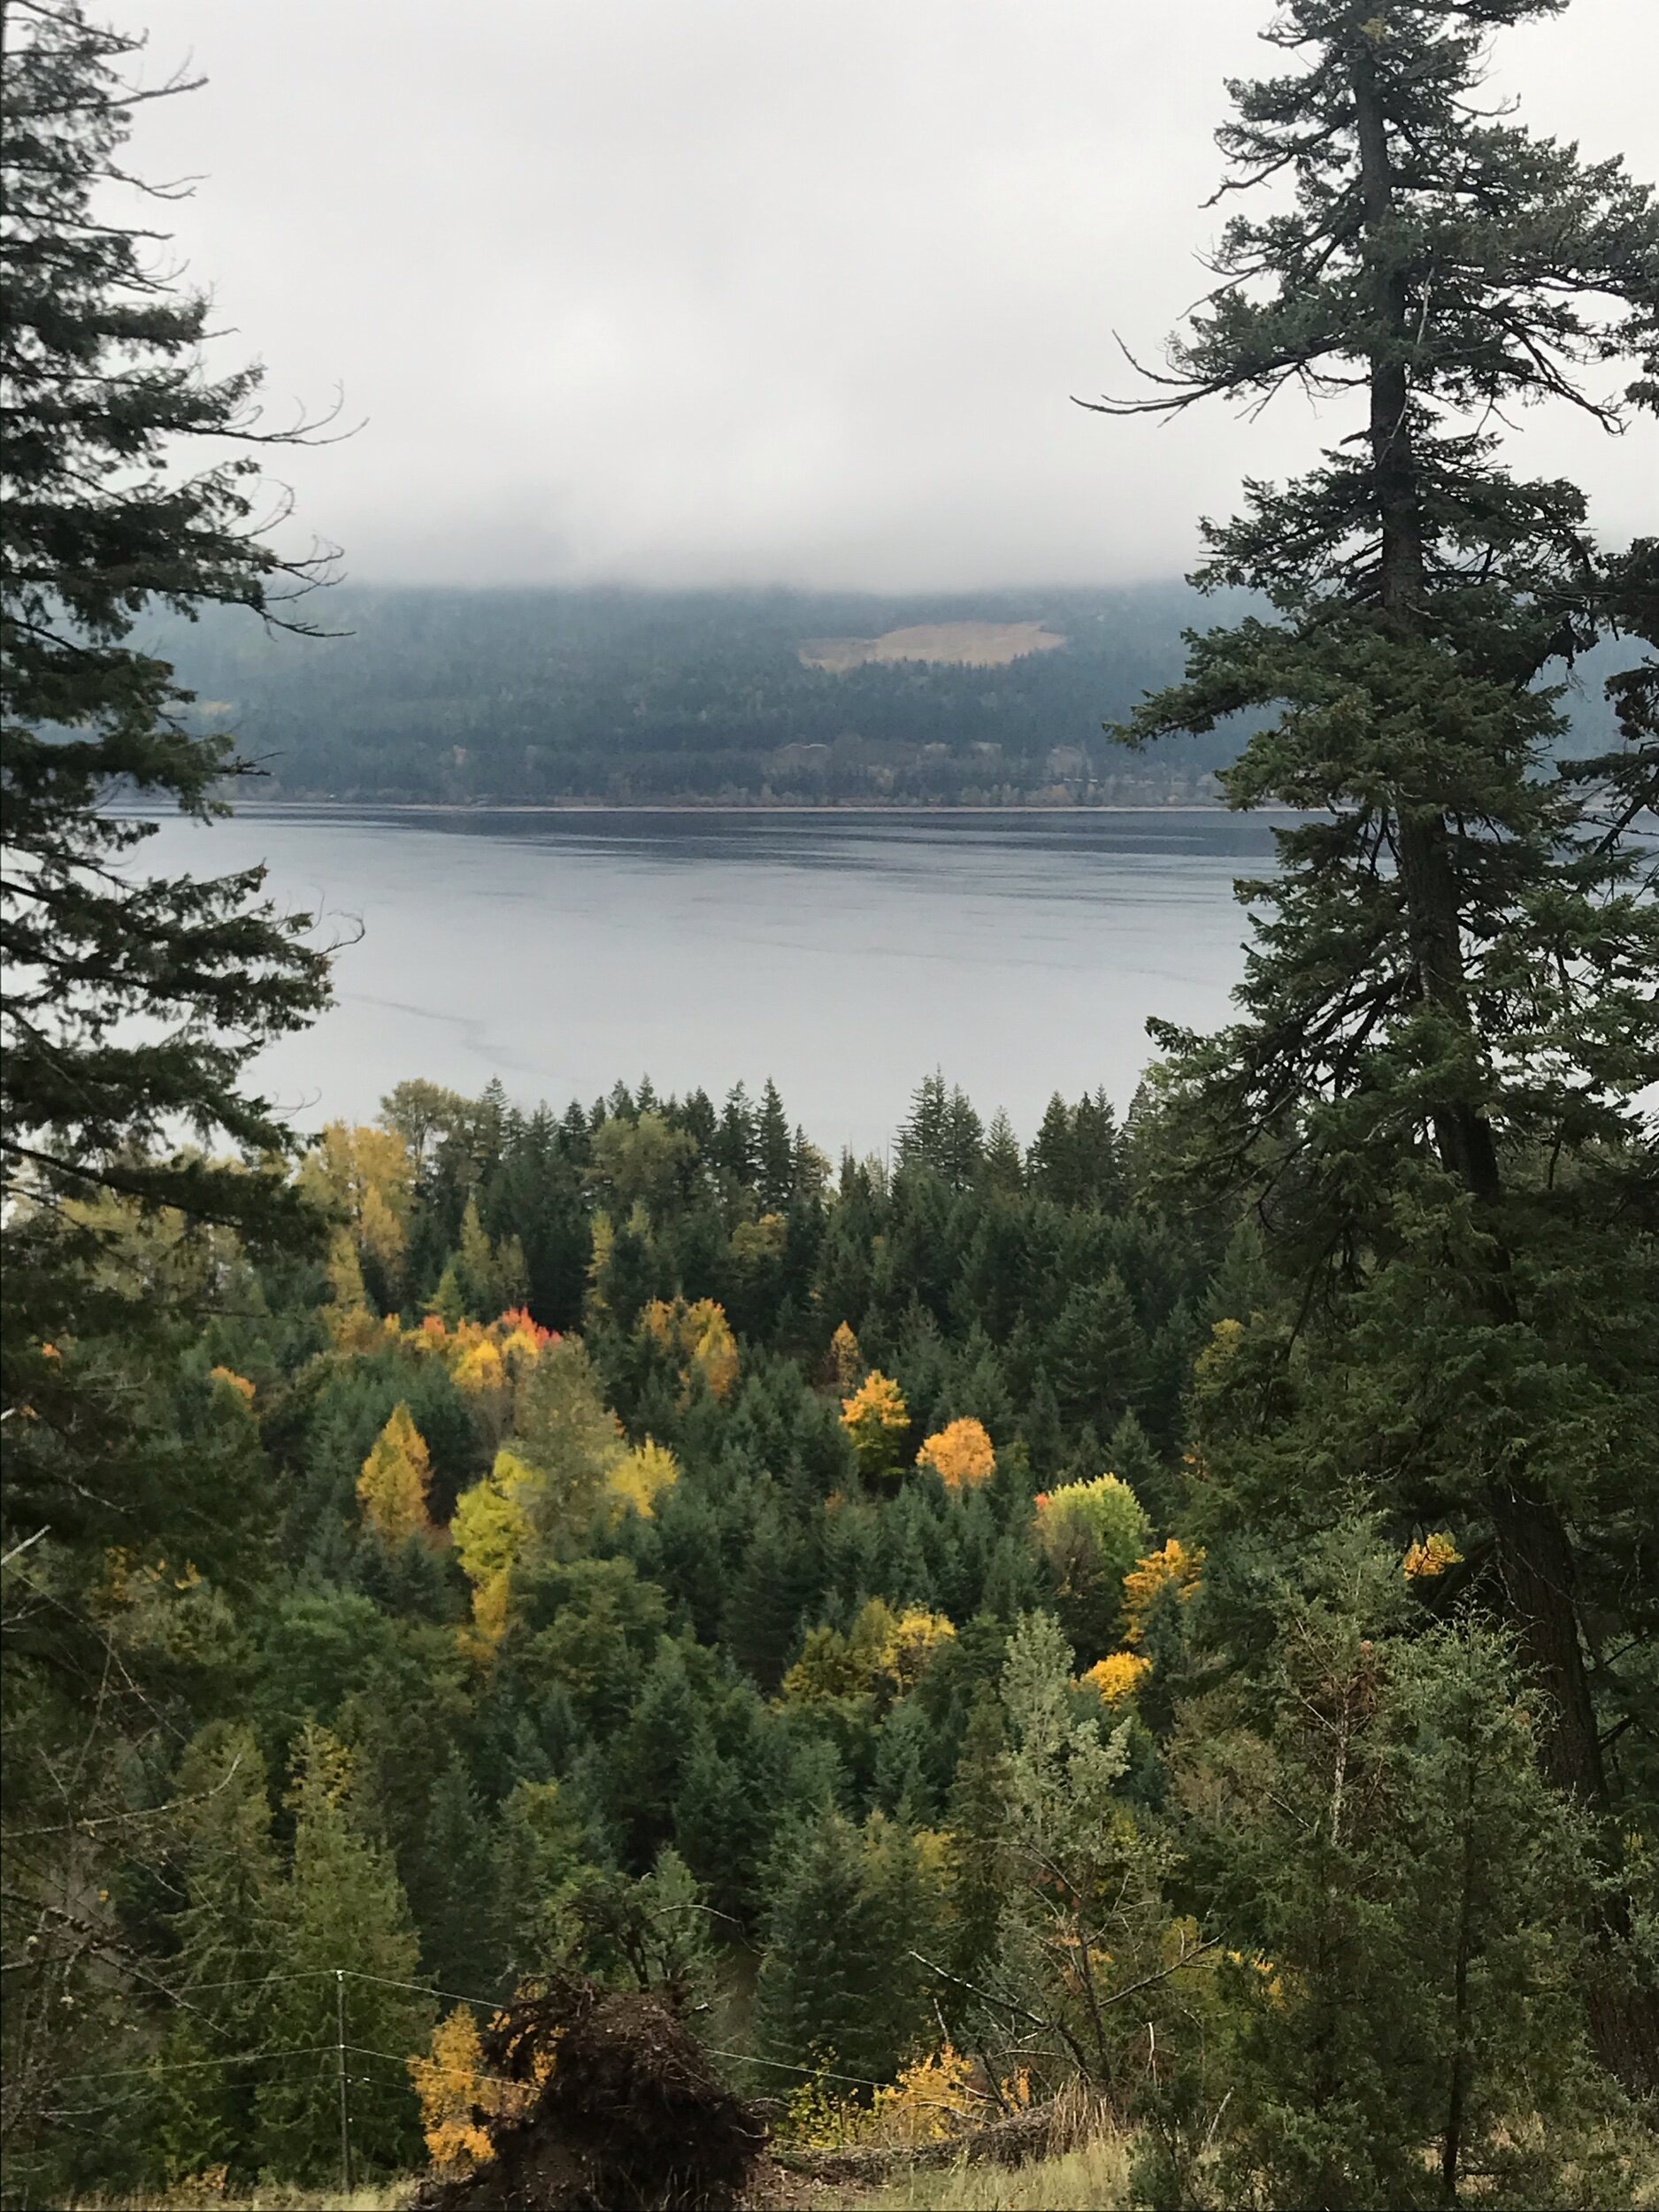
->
[150,1724,279,2182]
[1,0,333,1269]
[1048,1270,1147,1436]
[409,1753,499,2007]
[254,1727,428,2180]
[1092,0,1659,2084]
[757,1079,795,1211]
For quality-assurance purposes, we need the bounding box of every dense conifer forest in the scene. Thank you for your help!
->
[150,583,1627,810]
[4,1,1656,2207]
[5,1068,1657,2206]
[150,582,1229,807]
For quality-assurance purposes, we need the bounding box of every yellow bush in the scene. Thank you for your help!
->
[409,2002,539,2177]
[409,2005,495,2174]
[867,2042,981,2146]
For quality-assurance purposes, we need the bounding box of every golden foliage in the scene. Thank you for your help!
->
[841,1370,910,1473]
[609,1437,680,1519]
[1084,1650,1153,1706]
[916,1415,995,1489]
[453,1448,540,1644]
[453,1337,507,1397]
[1122,1536,1205,1647]
[471,1569,513,1647]
[299,1122,414,1297]
[1195,1314,1245,1378]
[641,1298,740,1400]
[409,2005,495,2174]
[730,1210,787,1271]
[780,2064,863,2151]
[780,1597,955,1704]
[866,2042,982,2146]
[208,1365,255,1403]
[408,2002,539,2177]
[453,1453,536,1583]
[829,1320,864,1394]
[885,1606,957,1692]
[1403,1530,1463,1579]
[357,1403,434,1546]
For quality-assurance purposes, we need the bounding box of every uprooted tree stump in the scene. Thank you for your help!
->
[413,1977,766,2212]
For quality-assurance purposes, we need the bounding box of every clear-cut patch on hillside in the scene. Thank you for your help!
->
[798,620,1067,671]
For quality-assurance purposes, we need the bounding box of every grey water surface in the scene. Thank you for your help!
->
[140,807,1286,1159]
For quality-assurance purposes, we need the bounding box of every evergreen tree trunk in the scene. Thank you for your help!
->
[1352,24,1655,2088]
[1350,22,1607,1819]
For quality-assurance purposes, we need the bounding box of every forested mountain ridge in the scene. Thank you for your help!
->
[152,583,1220,805]
[154,582,1632,809]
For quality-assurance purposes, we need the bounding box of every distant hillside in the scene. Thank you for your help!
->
[143,583,1627,808]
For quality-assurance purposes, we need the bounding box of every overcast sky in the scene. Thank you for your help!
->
[127,0,1657,593]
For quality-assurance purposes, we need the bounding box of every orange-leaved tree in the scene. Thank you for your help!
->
[916,1416,995,1489]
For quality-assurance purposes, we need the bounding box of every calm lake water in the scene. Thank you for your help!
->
[138,807,1284,1158]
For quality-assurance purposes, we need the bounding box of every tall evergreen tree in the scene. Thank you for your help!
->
[1,24,336,2114]
[1091,0,1658,2083]
[1,0,333,1304]
[756,1079,795,1211]
[254,1728,428,2181]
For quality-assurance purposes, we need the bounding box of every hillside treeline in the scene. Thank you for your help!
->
[153,584,1238,806]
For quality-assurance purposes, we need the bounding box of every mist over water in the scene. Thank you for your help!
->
[141,807,1283,1156]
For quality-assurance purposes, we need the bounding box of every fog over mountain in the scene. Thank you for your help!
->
[131,0,1657,592]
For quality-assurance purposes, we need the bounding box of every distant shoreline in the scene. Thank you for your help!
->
[187,797,1258,818]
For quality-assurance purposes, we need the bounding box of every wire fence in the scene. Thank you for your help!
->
[16,1957,900,2194]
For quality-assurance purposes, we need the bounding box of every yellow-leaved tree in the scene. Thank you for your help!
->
[609,1437,680,1519]
[841,1371,909,1476]
[357,1403,434,1546]
[1121,1536,1205,1646]
[915,1416,995,1489]
[298,1121,414,1313]
[829,1320,864,1394]
[781,1597,955,1705]
[408,2002,536,2176]
[409,2004,494,2174]
[452,1448,540,1644]
[641,1298,740,1401]
[1083,1650,1153,1707]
